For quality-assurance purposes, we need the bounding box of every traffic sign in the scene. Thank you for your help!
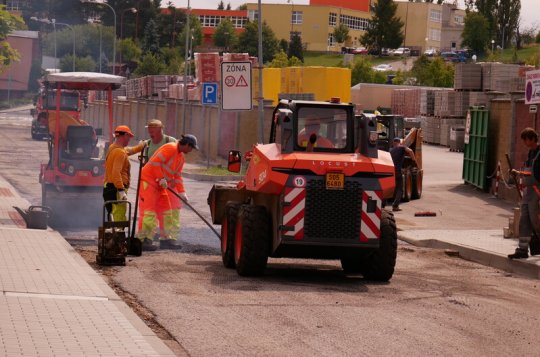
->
[202,83,218,105]
[530,104,538,114]
[525,69,540,105]
[221,61,252,111]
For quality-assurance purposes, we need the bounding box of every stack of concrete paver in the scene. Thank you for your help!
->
[434,89,456,117]
[420,89,437,116]
[420,116,441,144]
[440,117,466,146]
[481,63,521,93]
[454,64,482,91]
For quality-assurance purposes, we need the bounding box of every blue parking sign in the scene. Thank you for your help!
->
[202,82,218,105]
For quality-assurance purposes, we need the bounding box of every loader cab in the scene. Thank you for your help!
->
[371,115,405,151]
[271,99,379,158]
[271,100,355,154]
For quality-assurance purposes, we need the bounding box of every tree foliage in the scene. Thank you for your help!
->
[269,50,302,68]
[461,12,490,54]
[0,6,24,73]
[135,53,165,76]
[156,4,187,48]
[360,0,404,55]
[142,19,160,55]
[60,54,96,72]
[350,58,386,86]
[178,15,203,57]
[235,21,279,63]
[333,24,350,45]
[288,33,304,62]
[213,19,237,51]
[411,56,454,87]
[217,1,225,10]
[119,38,142,63]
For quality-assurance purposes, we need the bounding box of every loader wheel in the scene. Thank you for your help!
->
[402,170,412,202]
[340,251,369,274]
[221,202,241,268]
[360,209,397,282]
[411,170,423,200]
[234,205,270,276]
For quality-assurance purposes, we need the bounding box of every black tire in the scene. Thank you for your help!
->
[340,251,369,274]
[221,202,241,268]
[360,209,397,281]
[411,169,423,200]
[402,170,412,202]
[234,205,270,276]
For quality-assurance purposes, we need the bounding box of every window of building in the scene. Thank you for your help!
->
[454,15,464,24]
[329,12,337,26]
[230,16,247,28]
[430,10,442,22]
[248,10,258,21]
[328,33,336,47]
[291,11,303,25]
[429,28,441,42]
[339,14,369,31]
[6,0,22,11]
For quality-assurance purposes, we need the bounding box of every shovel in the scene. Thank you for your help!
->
[167,187,221,238]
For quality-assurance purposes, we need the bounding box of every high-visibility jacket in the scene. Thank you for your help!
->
[141,142,185,193]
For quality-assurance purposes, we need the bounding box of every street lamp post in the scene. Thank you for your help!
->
[182,0,191,133]
[81,0,116,74]
[257,0,264,143]
[119,8,137,69]
[31,17,75,71]
[491,39,495,53]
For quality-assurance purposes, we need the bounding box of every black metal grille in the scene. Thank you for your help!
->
[304,179,362,241]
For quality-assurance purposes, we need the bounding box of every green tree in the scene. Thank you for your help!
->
[536,31,540,44]
[28,60,43,93]
[238,4,248,10]
[235,21,279,63]
[217,1,225,10]
[360,0,404,55]
[161,47,182,74]
[333,23,350,45]
[60,54,96,72]
[226,3,232,10]
[288,56,303,67]
[135,53,165,76]
[142,19,160,55]
[496,0,520,49]
[23,0,86,27]
[213,19,237,51]
[0,6,24,73]
[351,57,376,85]
[461,12,490,54]
[269,50,289,68]
[279,39,289,53]
[287,33,304,62]
[410,54,432,84]
[156,4,187,48]
[178,15,203,57]
[426,58,454,87]
[119,38,142,63]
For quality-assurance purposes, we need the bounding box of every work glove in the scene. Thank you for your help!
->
[158,178,168,189]
[118,190,128,201]
[139,140,148,148]
[511,169,519,176]
[179,192,189,202]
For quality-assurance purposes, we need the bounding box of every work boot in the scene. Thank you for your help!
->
[392,206,402,212]
[142,238,157,251]
[160,239,181,250]
[508,248,528,260]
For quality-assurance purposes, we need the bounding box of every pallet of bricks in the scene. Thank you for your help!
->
[429,89,468,146]
[391,89,421,118]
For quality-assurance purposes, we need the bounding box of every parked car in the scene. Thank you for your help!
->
[372,64,393,72]
[424,48,438,57]
[393,47,411,56]
[441,51,466,63]
[352,47,368,55]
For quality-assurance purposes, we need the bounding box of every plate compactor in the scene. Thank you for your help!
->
[96,201,142,266]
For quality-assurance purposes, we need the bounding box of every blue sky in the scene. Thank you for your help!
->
[170,0,538,29]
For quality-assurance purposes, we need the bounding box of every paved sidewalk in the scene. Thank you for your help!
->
[399,229,540,279]
[0,177,175,356]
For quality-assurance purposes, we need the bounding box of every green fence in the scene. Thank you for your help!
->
[462,107,489,190]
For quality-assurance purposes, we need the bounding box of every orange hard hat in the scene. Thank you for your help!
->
[114,125,134,137]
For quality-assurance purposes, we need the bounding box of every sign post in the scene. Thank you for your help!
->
[202,82,218,105]
[221,61,252,111]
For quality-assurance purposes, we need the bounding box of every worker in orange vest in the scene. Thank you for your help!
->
[103,125,146,221]
[137,134,199,251]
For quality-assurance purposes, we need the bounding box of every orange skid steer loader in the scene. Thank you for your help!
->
[208,99,398,281]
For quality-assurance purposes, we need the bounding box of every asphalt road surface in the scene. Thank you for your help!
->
[1,109,539,356]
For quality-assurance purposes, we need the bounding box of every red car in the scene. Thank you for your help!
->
[352,47,368,55]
